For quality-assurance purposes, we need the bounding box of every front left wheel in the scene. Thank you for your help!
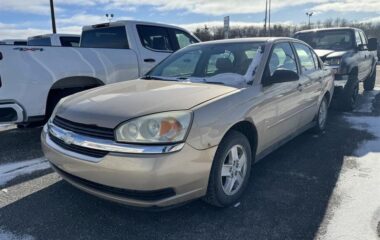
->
[203,131,252,207]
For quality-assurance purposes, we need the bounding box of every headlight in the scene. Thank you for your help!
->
[325,57,341,66]
[115,111,192,144]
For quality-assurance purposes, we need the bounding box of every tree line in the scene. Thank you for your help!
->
[193,18,380,43]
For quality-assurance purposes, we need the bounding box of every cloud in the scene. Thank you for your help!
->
[311,0,380,13]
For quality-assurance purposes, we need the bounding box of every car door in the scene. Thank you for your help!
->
[359,30,372,79]
[293,42,323,125]
[259,42,304,150]
[135,25,175,75]
[354,30,367,81]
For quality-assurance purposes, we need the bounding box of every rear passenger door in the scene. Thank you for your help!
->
[293,42,324,125]
[359,30,372,79]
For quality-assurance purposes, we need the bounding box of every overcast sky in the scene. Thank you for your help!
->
[0,0,379,39]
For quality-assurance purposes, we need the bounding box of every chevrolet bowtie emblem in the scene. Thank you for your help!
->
[62,132,75,145]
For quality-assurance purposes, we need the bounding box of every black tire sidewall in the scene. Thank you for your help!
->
[364,68,376,91]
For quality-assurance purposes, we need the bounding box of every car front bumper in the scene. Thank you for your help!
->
[41,125,217,208]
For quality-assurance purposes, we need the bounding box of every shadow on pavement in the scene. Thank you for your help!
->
[0,112,372,240]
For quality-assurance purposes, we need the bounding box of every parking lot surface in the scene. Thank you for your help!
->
[1,67,380,240]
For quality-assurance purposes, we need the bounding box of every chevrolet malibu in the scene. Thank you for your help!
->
[42,38,334,208]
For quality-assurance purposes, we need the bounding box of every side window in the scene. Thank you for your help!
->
[28,37,52,46]
[60,37,80,47]
[359,31,368,45]
[294,43,317,72]
[174,30,197,49]
[137,25,173,52]
[268,42,298,76]
[355,31,363,47]
[80,26,129,49]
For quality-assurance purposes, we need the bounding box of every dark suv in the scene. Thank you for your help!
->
[295,27,378,111]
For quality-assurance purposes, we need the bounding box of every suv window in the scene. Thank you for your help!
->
[28,37,52,46]
[355,31,362,47]
[80,26,129,49]
[268,42,298,76]
[174,30,197,49]
[60,37,80,47]
[359,31,368,45]
[137,25,173,52]
[294,43,316,72]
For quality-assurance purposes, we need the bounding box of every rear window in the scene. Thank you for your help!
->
[28,37,52,46]
[13,41,27,46]
[60,37,80,47]
[80,26,129,49]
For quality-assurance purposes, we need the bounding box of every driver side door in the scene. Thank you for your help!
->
[259,42,304,151]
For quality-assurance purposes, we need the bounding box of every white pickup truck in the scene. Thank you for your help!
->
[27,34,80,47]
[0,20,199,126]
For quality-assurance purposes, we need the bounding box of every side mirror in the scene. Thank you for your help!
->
[368,38,378,51]
[269,69,299,84]
[358,44,367,51]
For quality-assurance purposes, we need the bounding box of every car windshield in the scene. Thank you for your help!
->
[146,42,265,85]
[295,30,354,51]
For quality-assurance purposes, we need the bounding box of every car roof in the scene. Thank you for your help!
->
[189,37,301,46]
[28,34,80,39]
[295,27,359,34]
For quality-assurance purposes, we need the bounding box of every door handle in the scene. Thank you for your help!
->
[144,58,156,63]
[297,83,303,91]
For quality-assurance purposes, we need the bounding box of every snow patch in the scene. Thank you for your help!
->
[317,116,380,239]
[0,229,34,240]
[0,158,50,186]
[0,124,15,131]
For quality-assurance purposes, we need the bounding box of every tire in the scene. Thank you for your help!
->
[203,130,252,207]
[364,68,376,91]
[312,96,329,133]
[338,71,359,112]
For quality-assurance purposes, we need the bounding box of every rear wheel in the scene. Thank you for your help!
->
[364,68,376,91]
[313,96,329,133]
[203,131,252,207]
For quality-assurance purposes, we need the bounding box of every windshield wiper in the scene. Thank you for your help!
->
[142,75,165,80]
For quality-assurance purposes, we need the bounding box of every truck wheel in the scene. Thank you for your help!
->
[338,71,359,112]
[364,68,376,91]
[203,130,252,207]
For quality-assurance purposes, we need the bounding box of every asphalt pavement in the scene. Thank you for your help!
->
[0,68,379,240]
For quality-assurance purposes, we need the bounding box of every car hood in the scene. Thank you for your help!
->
[314,49,348,60]
[56,79,237,128]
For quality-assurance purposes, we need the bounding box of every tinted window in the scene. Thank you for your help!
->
[13,41,27,46]
[60,37,80,47]
[295,30,354,51]
[28,37,52,46]
[137,25,173,51]
[268,43,298,76]
[174,30,197,49]
[80,26,129,49]
[294,43,316,72]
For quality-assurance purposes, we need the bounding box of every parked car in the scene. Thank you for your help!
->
[295,27,378,111]
[42,37,334,208]
[0,39,27,45]
[27,34,80,47]
[0,21,199,126]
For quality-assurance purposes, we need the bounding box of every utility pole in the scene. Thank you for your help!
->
[306,12,314,29]
[264,0,268,36]
[268,0,271,37]
[49,0,57,33]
